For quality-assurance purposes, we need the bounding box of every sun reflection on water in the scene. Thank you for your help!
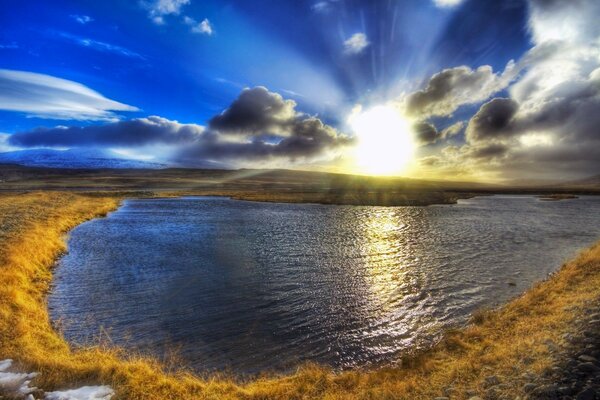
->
[358,208,411,314]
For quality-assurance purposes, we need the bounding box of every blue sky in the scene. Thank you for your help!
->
[1,0,599,181]
[0,0,529,130]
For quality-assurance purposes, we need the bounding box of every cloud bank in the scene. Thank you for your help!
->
[0,69,138,121]
[9,87,352,167]
[412,0,600,180]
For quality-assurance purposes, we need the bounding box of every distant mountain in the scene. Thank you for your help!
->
[0,148,167,169]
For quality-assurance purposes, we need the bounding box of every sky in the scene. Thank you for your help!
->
[0,0,599,182]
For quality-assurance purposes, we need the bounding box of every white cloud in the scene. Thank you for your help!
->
[142,0,190,24]
[312,1,331,13]
[70,14,93,24]
[433,0,464,8]
[184,16,213,35]
[0,133,18,152]
[0,69,138,121]
[59,32,144,59]
[404,61,519,118]
[343,33,370,55]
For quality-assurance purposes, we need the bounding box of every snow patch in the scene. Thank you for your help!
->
[0,359,38,396]
[0,360,113,400]
[45,386,114,400]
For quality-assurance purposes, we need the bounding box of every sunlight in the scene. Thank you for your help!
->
[349,105,415,176]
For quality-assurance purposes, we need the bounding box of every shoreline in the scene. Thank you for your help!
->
[1,191,599,399]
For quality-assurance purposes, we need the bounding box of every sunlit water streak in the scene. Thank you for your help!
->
[49,195,600,374]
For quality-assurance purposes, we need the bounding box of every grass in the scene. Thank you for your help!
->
[1,191,599,399]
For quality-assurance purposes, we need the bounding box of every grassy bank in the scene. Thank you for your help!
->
[1,191,599,399]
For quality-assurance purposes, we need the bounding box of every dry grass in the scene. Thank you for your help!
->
[1,191,599,399]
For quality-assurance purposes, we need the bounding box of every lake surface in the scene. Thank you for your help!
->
[49,195,600,374]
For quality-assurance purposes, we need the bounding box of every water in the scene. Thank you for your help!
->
[49,195,600,374]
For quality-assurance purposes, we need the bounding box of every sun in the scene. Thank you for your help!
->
[349,105,415,176]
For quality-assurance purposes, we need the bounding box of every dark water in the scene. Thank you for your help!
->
[49,196,600,374]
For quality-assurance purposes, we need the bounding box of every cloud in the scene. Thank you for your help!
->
[0,69,138,121]
[0,133,17,152]
[183,16,213,35]
[407,0,600,180]
[465,143,509,160]
[442,121,465,138]
[413,122,440,145]
[197,87,352,162]
[465,98,519,142]
[70,14,93,24]
[0,42,19,49]
[10,87,351,166]
[141,0,190,24]
[433,0,465,8]
[312,2,331,13]
[209,87,297,135]
[413,120,465,145]
[180,116,351,163]
[404,62,518,118]
[448,0,600,179]
[9,116,203,147]
[343,33,370,55]
[58,32,144,59]
[527,0,600,44]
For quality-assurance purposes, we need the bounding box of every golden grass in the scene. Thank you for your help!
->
[1,191,599,399]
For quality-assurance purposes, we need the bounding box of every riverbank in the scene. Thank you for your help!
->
[1,191,599,399]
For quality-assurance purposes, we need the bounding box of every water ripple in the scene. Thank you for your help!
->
[49,195,600,375]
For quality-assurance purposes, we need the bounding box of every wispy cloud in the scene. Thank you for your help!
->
[183,16,214,35]
[343,33,370,55]
[0,42,18,49]
[58,32,145,59]
[433,0,465,8]
[70,14,93,24]
[0,133,17,152]
[141,0,190,25]
[311,0,339,13]
[0,69,138,121]
[215,77,246,89]
[312,1,331,13]
[281,89,305,98]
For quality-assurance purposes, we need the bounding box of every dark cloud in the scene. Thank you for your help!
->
[209,87,296,134]
[9,87,351,166]
[412,120,464,146]
[404,64,517,118]
[9,116,203,147]
[467,143,509,159]
[179,116,351,162]
[465,98,519,142]
[409,0,600,180]
[413,121,440,145]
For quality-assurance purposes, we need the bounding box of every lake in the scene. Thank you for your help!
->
[49,195,600,375]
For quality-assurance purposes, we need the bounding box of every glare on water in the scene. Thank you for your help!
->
[49,195,600,374]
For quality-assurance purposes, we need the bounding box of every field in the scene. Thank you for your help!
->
[1,190,599,399]
[2,164,599,206]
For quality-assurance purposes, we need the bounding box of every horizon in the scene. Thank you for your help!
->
[1,0,599,182]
